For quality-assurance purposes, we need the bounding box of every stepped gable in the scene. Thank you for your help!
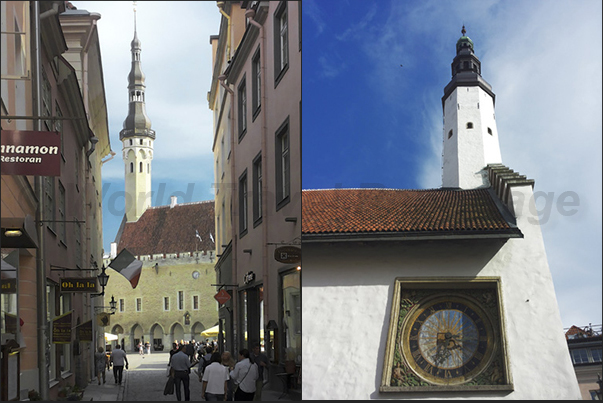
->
[302,188,519,237]
[117,201,215,256]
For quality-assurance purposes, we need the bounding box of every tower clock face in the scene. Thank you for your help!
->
[401,295,496,385]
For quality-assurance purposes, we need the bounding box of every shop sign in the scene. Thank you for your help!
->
[214,289,231,305]
[274,246,301,263]
[76,320,93,342]
[1,130,61,176]
[97,312,110,327]
[1,278,17,293]
[52,311,72,344]
[60,277,98,293]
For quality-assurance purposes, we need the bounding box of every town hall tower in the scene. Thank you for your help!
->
[120,6,155,222]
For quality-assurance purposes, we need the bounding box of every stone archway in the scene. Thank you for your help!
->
[150,323,166,351]
[130,324,144,353]
[171,322,185,346]
[191,321,206,341]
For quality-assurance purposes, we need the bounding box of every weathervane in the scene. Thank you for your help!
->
[461,25,466,36]
[133,1,137,30]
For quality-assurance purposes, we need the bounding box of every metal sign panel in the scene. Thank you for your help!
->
[60,277,98,293]
[1,130,61,176]
[274,246,301,263]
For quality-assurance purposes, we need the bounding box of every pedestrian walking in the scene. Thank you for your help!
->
[200,352,229,401]
[230,349,258,401]
[139,341,144,356]
[221,351,236,401]
[170,343,198,401]
[250,343,269,401]
[94,346,108,385]
[110,344,129,385]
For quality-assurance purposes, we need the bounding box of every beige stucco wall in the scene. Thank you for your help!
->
[102,256,218,352]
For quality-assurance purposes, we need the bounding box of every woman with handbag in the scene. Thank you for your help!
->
[229,349,258,401]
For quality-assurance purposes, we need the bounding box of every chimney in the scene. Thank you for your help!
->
[170,196,178,208]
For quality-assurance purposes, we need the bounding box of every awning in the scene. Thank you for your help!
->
[104,333,118,341]
[1,214,38,249]
[200,325,220,338]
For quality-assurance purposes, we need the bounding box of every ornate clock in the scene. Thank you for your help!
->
[402,295,495,385]
[380,278,512,393]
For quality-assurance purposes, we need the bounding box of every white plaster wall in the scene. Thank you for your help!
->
[302,186,581,400]
[442,87,502,189]
[123,139,153,221]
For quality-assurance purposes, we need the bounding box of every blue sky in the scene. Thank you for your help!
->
[74,2,220,255]
[302,0,602,329]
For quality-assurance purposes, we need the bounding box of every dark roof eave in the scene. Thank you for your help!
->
[302,229,523,243]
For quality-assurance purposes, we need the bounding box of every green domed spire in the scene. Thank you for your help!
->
[456,25,474,54]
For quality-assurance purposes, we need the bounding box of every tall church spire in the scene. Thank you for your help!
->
[120,2,155,222]
[441,26,502,189]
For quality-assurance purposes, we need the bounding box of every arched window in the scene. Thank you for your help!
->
[466,122,474,129]
[129,139,133,146]
[130,163,134,173]
[448,129,453,139]
[139,162,143,173]
[487,127,493,135]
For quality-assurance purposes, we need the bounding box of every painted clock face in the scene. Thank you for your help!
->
[192,271,200,279]
[401,295,496,385]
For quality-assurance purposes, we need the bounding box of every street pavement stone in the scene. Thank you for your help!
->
[82,351,296,401]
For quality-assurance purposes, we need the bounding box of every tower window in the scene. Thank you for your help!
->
[130,163,134,173]
[139,162,143,173]
[147,163,150,173]
[466,122,474,129]
[140,139,143,145]
[488,127,493,135]
[129,139,133,146]
[448,130,453,139]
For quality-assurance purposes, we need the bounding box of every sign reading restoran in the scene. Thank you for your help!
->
[1,130,61,176]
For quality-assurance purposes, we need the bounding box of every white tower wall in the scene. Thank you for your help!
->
[443,86,502,189]
[123,140,153,222]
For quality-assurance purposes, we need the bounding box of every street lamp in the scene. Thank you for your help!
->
[94,295,117,315]
[92,265,109,297]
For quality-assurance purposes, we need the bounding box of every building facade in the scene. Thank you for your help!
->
[104,199,218,353]
[301,29,581,400]
[209,0,301,394]
[565,324,603,400]
[1,1,110,400]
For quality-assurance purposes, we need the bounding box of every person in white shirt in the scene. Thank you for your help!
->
[109,344,128,385]
[230,349,258,401]
[201,352,229,401]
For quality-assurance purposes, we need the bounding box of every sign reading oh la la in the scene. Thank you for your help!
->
[60,278,98,293]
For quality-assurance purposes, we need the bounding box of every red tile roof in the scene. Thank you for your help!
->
[117,201,215,256]
[302,188,518,237]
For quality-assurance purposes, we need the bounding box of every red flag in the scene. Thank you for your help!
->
[108,248,143,289]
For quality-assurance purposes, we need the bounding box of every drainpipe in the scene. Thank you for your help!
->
[218,74,237,352]
[82,18,98,114]
[39,1,60,20]
[217,2,231,59]
[245,7,270,346]
[32,2,49,399]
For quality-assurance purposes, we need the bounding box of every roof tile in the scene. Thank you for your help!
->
[302,188,511,235]
[117,201,215,256]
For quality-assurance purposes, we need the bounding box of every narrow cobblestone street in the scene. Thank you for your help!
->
[83,351,294,401]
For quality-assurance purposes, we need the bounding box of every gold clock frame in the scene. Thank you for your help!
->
[380,277,513,393]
